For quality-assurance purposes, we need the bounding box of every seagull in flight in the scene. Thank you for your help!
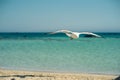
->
[50,30,101,39]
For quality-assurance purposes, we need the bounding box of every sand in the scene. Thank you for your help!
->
[0,69,118,80]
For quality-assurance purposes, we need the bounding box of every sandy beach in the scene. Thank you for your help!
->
[0,69,119,80]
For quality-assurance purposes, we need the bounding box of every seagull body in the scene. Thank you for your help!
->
[51,30,101,39]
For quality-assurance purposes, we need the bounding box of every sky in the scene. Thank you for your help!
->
[0,0,120,32]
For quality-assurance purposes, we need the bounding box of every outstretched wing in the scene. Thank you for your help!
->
[49,30,76,39]
[50,30,72,34]
[79,32,101,38]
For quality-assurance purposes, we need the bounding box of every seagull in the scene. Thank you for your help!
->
[50,30,101,39]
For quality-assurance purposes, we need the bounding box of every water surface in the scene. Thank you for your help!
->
[0,32,120,75]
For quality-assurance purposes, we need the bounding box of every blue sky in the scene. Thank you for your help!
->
[0,0,120,32]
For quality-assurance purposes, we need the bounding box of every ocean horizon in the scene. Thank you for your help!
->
[0,32,120,75]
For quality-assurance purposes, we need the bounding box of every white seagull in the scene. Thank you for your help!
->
[50,30,101,39]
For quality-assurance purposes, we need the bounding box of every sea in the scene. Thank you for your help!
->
[0,32,120,75]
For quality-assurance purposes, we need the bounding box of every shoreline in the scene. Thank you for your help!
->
[0,68,119,80]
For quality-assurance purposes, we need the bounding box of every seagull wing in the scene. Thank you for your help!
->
[50,30,72,34]
[79,32,101,38]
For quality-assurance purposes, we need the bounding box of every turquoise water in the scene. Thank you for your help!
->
[0,33,120,75]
